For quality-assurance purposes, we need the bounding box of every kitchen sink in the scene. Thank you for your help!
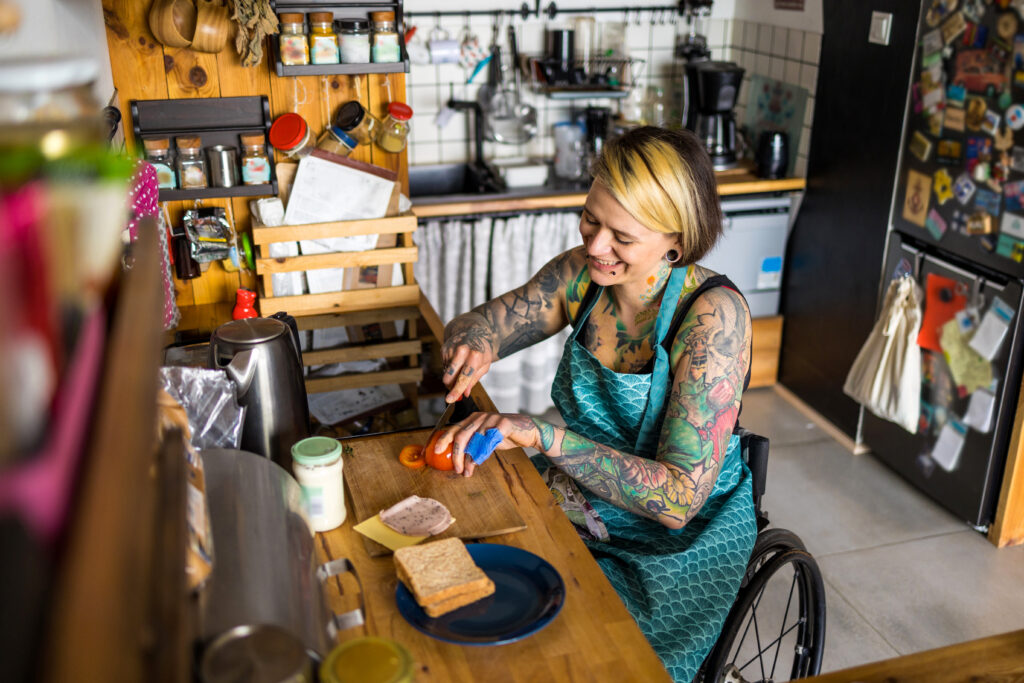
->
[407,162,506,198]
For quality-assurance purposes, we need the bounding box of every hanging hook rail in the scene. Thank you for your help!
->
[406,2,682,22]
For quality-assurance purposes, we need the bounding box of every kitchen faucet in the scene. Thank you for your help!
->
[446,99,507,195]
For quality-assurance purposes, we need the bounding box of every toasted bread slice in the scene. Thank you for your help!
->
[422,581,496,618]
[393,538,494,607]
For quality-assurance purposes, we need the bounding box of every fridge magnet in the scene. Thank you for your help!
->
[939,317,993,394]
[919,400,935,434]
[963,388,996,433]
[918,273,968,352]
[923,28,945,55]
[998,88,1014,110]
[926,0,957,27]
[961,0,985,23]
[926,209,949,239]
[951,208,970,233]
[1006,103,1024,129]
[955,308,978,334]
[997,11,1019,40]
[903,169,932,226]
[966,210,995,233]
[931,418,967,472]
[953,172,977,204]
[944,105,964,133]
[934,168,955,203]
[1015,34,1024,68]
[892,257,914,281]
[974,188,1001,215]
[993,126,1014,154]
[966,135,993,170]
[956,50,1008,95]
[973,161,992,183]
[981,109,1002,135]
[962,21,989,48]
[1014,69,1024,89]
[937,140,963,165]
[1003,180,1024,210]
[916,452,938,478]
[946,83,967,107]
[980,234,998,251]
[996,232,1024,260]
[941,11,967,44]
[1011,145,1024,171]
[969,296,1015,359]
[965,96,987,129]
[910,131,934,161]
[1000,209,1024,237]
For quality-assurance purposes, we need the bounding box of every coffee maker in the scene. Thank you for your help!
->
[692,61,745,170]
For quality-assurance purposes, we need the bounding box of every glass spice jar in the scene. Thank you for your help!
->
[308,12,339,65]
[338,18,371,64]
[175,136,208,189]
[269,112,315,159]
[370,11,401,63]
[333,100,379,146]
[375,102,413,153]
[142,137,177,189]
[279,13,310,66]
[316,125,357,157]
[240,133,271,185]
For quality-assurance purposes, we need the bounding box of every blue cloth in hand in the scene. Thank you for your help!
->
[466,428,503,465]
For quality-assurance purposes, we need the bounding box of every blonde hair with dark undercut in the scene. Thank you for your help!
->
[590,126,723,265]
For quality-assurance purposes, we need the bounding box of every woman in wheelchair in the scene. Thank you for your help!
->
[435,127,759,682]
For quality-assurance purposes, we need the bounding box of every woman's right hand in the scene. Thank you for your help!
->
[441,315,495,402]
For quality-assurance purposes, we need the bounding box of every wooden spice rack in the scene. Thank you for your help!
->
[251,211,423,394]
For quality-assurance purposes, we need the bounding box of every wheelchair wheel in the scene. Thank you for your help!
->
[702,547,826,682]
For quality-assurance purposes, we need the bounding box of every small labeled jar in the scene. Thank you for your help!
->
[375,102,413,153]
[239,133,271,185]
[269,112,314,159]
[320,637,414,683]
[175,136,207,189]
[333,100,379,146]
[309,12,339,64]
[316,125,357,157]
[142,137,177,189]
[291,436,346,533]
[278,13,310,65]
[338,18,371,64]
[370,11,401,63]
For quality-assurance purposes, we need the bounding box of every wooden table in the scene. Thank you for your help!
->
[802,629,1024,682]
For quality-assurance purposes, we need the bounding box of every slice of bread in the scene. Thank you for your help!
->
[394,538,495,614]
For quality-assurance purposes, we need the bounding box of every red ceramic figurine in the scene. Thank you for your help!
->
[232,288,258,320]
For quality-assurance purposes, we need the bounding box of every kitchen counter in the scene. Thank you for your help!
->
[411,166,806,219]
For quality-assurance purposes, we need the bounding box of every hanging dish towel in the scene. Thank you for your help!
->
[843,274,923,433]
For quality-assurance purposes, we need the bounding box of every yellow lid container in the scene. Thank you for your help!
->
[320,637,414,683]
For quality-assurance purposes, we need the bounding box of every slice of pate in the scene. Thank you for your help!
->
[379,495,455,536]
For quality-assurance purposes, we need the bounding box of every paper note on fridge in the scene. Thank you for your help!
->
[963,388,996,433]
[284,152,398,225]
[968,297,1015,361]
[931,419,967,472]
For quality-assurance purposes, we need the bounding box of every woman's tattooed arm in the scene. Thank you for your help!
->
[533,287,751,529]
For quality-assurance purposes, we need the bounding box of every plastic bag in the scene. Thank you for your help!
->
[158,366,245,449]
[843,275,923,433]
[183,207,233,263]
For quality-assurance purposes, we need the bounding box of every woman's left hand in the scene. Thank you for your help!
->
[433,412,540,476]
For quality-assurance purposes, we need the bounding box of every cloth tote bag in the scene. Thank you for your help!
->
[843,274,923,433]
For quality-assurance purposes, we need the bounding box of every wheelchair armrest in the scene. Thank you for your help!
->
[734,427,769,512]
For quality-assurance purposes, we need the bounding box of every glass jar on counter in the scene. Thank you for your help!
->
[375,102,413,153]
[338,18,371,64]
[279,13,310,66]
[142,137,177,189]
[316,125,357,157]
[333,100,379,146]
[175,136,208,189]
[240,133,271,184]
[309,12,339,65]
[370,11,401,63]
[269,112,314,159]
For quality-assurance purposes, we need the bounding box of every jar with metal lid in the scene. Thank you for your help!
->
[291,436,346,532]
[142,137,177,189]
[370,11,401,63]
[333,100,379,146]
[320,637,414,683]
[269,112,314,159]
[278,13,310,66]
[338,18,371,64]
[316,125,357,157]
[309,11,339,64]
[239,133,271,185]
[175,136,208,189]
[375,102,413,153]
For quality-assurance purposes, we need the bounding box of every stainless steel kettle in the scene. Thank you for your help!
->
[210,316,309,469]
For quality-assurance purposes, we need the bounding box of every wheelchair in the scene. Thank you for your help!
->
[697,428,827,683]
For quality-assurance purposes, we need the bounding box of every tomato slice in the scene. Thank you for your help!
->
[424,431,454,471]
[398,444,426,469]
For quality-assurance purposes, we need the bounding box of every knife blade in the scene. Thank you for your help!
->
[425,400,457,449]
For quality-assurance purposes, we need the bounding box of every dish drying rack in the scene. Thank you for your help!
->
[525,56,645,99]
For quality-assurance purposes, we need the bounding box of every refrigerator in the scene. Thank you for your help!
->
[866,0,1024,529]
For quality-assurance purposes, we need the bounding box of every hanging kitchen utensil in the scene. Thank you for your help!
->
[482,25,537,145]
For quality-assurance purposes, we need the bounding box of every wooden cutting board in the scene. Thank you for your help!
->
[342,428,527,556]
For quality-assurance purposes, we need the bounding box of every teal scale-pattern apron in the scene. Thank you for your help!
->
[548,265,757,683]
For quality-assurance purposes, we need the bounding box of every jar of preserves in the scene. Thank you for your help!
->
[375,102,413,153]
[269,112,314,159]
[175,136,208,189]
[315,125,357,157]
[142,137,177,189]
[370,11,401,63]
[278,13,309,66]
[240,133,271,184]
[338,18,371,64]
[333,100,379,146]
[308,12,339,65]
[291,436,346,532]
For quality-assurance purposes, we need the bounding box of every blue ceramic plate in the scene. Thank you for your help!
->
[395,543,566,646]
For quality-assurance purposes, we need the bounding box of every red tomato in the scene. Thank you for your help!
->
[398,444,426,469]
[424,431,454,471]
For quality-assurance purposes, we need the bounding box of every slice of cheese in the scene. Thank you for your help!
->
[353,514,428,551]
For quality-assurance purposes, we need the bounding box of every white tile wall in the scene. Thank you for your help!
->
[402,12,822,177]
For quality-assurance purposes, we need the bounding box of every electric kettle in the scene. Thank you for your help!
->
[210,315,309,470]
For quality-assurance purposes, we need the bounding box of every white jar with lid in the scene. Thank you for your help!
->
[291,436,346,532]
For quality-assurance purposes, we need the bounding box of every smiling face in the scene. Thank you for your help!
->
[580,180,679,289]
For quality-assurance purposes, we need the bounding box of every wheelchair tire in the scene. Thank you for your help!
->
[702,548,826,683]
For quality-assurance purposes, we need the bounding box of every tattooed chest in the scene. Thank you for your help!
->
[582,309,657,374]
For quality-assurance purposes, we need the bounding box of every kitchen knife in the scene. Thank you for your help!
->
[424,400,457,449]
